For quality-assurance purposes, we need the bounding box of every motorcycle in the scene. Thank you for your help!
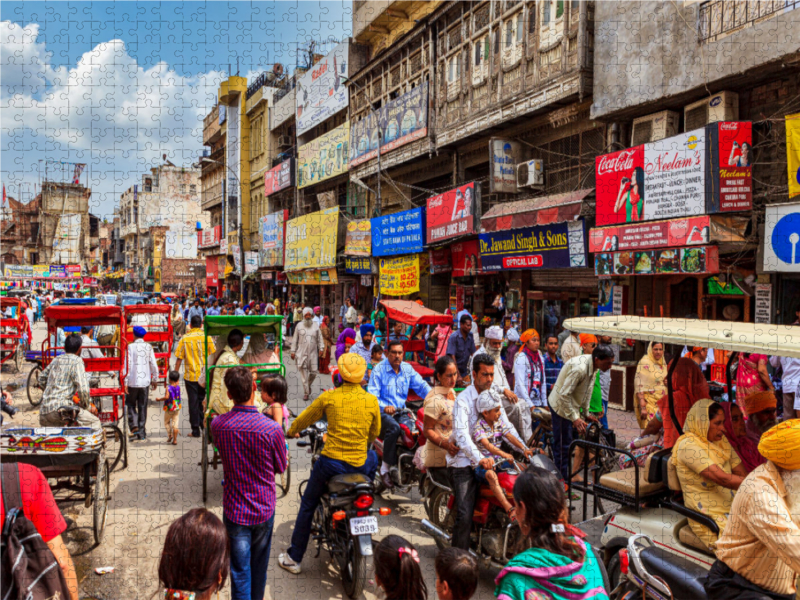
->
[372,400,425,495]
[296,424,391,599]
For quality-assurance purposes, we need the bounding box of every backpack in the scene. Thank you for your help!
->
[1,463,73,600]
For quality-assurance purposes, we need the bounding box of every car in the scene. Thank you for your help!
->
[99,294,118,306]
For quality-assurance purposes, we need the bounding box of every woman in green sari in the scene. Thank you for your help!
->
[494,467,609,600]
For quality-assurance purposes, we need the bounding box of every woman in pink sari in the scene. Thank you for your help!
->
[430,308,452,362]
[735,353,773,416]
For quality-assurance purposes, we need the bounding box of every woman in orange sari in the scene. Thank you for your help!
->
[658,357,710,449]
[735,353,773,416]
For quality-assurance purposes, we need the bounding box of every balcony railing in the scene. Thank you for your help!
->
[203,105,222,144]
[699,0,798,41]
[201,183,224,210]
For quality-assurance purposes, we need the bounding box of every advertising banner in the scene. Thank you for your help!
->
[349,82,429,167]
[489,139,523,194]
[264,159,294,196]
[426,182,477,244]
[206,256,219,287]
[231,245,241,273]
[285,207,339,271]
[258,210,287,267]
[33,265,49,278]
[589,216,713,253]
[594,245,719,277]
[65,265,81,278]
[451,239,482,277]
[429,248,452,274]
[296,42,349,135]
[344,220,372,256]
[49,265,66,278]
[297,122,349,189]
[285,268,338,285]
[598,281,615,315]
[379,255,420,296]
[763,201,800,272]
[371,207,424,257]
[479,220,587,272]
[199,225,221,248]
[706,121,752,213]
[787,113,800,199]
[344,257,372,274]
[3,265,33,278]
[755,284,772,323]
[244,252,258,274]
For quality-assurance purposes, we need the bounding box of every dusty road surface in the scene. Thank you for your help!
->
[3,320,631,599]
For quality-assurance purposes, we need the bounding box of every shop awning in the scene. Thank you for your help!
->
[480,189,593,232]
[380,300,453,326]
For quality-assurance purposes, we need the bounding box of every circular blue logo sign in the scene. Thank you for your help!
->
[771,212,800,265]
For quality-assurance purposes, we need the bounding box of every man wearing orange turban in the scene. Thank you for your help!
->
[579,334,598,356]
[742,391,779,448]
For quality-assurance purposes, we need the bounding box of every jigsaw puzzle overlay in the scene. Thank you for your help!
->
[2,1,800,599]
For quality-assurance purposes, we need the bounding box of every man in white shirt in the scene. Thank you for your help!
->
[24,303,35,328]
[770,355,800,421]
[80,326,104,360]
[126,326,158,441]
[344,298,357,329]
[449,352,524,550]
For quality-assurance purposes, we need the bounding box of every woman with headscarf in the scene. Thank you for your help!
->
[672,399,747,547]
[735,352,773,416]
[657,357,710,449]
[722,402,765,474]
[242,332,279,380]
[429,308,452,362]
[335,328,356,361]
[634,342,668,429]
[171,302,185,338]
[319,315,333,374]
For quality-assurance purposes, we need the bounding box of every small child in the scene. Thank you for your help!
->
[260,374,290,431]
[473,388,533,519]
[435,547,478,600]
[373,534,427,600]
[157,371,181,445]
[370,344,383,371]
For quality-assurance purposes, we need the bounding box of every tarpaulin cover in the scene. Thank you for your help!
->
[380,300,453,326]
[480,189,592,232]
[123,304,172,315]
[45,306,124,328]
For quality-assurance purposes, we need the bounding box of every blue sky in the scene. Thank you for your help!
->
[1,1,351,218]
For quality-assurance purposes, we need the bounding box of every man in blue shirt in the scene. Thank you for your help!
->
[187,298,204,323]
[367,339,431,489]
[447,314,477,383]
[206,300,221,316]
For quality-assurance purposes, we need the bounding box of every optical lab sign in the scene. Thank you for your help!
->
[763,202,800,272]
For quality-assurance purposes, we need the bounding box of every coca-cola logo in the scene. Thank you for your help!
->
[719,122,738,131]
[597,150,637,176]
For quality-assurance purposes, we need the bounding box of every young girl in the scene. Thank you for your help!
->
[157,370,182,445]
[260,374,289,431]
[368,344,383,379]
[373,535,427,600]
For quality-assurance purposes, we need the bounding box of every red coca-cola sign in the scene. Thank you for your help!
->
[597,149,639,176]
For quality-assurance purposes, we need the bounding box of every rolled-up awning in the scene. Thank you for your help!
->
[480,189,593,232]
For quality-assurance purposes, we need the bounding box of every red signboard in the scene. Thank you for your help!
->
[429,248,452,274]
[426,182,477,244]
[589,216,712,253]
[206,256,219,287]
[451,239,481,277]
[503,255,543,269]
[708,121,752,213]
[65,265,82,278]
[264,159,294,196]
[198,225,221,248]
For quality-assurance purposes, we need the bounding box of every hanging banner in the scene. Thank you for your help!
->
[264,158,294,196]
[344,220,371,256]
[349,82,429,167]
[371,207,424,257]
[598,281,615,315]
[206,256,219,287]
[244,252,258,274]
[3,265,33,278]
[32,265,49,278]
[297,122,350,189]
[52,214,82,264]
[379,255,420,296]
[285,268,339,285]
[259,210,287,267]
[231,245,241,273]
[65,265,81,278]
[786,113,800,199]
[706,121,752,213]
[296,42,349,135]
[479,220,587,272]
[763,201,800,272]
[594,245,719,276]
[429,248,452,274]
[489,139,523,194]
[451,239,482,277]
[344,257,372,274]
[285,207,339,271]
[199,225,222,248]
[48,265,66,278]
[426,182,477,244]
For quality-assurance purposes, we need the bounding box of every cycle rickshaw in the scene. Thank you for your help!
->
[200,314,286,503]
[123,303,173,394]
[1,297,30,373]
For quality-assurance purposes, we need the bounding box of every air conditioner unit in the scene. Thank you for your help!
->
[278,135,292,148]
[684,91,739,131]
[631,110,680,145]
[516,160,544,187]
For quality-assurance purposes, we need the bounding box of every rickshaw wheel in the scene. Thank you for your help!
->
[93,458,110,544]
[13,344,22,373]
[104,424,125,473]
[27,365,44,406]
[202,423,209,503]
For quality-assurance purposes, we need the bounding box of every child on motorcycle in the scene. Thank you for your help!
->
[473,388,534,519]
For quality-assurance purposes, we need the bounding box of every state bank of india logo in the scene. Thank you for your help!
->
[771,211,800,266]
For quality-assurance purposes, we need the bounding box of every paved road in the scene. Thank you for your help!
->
[3,321,639,599]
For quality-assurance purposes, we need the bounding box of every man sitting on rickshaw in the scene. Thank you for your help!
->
[38,333,101,430]
[206,329,263,417]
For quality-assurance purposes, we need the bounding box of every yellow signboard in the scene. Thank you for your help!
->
[379,255,420,296]
[787,113,800,198]
[344,220,371,256]
[297,122,350,189]
[284,207,339,272]
[285,268,339,285]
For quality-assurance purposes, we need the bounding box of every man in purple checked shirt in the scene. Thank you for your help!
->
[211,366,287,600]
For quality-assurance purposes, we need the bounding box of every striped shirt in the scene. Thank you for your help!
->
[211,405,288,525]
[38,353,90,415]
[543,353,564,398]
[174,328,216,383]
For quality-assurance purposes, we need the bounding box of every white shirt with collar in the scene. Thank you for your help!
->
[467,347,510,391]
[448,384,523,469]
[771,356,800,398]
[81,335,104,360]
[126,338,159,388]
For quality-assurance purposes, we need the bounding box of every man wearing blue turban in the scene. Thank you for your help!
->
[126,325,159,440]
[351,324,377,373]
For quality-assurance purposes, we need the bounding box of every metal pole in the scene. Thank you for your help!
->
[376,124,381,216]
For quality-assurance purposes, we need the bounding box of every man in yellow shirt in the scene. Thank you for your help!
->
[278,353,381,575]
[173,315,215,438]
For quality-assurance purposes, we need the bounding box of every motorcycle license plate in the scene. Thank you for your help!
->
[349,516,378,536]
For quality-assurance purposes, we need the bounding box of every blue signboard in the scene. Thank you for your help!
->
[344,257,372,275]
[478,219,588,272]
[371,207,425,257]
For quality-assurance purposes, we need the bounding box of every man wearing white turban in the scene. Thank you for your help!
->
[291,307,324,401]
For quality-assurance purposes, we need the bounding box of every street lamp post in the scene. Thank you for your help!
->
[202,157,244,303]
[343,76,381,216]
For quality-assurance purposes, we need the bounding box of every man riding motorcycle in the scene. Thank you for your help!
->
[279,353,382,575]
[367,339,432,489]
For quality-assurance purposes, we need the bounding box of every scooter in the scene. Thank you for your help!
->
[372,400,425,495]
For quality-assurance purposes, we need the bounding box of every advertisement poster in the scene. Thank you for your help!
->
[285,268,338,285]
[479,220,587,272]
[49,265,66,278]
[349,82,429,167]
[344,257,372,274]
[429,248,452,274]
[594,245,719,277]
[231,245,241,273]
[65,265,81,278]
[264,159,294,196]
[707,121,752,213]
[755,284,772,324]
[33,265,49,278]
[344,220,371,256]
[199,225,221,248]
[295,42,349,135]
[451,240,482,277]
[3,265,33,278]
[787,113,800,199]
[297,122,350,189]
[205,256,219,287]
[489,139,523,194]
[612,286,624,315]
[589,216,712,253]
[244,252,258,275]
[379,255,420,296]
[426,182,477,244]
[371,207,424,257]
[259,210,287,268]
[285,207,339,271]
[220,238,228,255]
[763,201,800,272]
[598,280,614,315]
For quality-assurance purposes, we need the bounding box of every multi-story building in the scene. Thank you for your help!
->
[0,195,41,266]
[199,103,226,296]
